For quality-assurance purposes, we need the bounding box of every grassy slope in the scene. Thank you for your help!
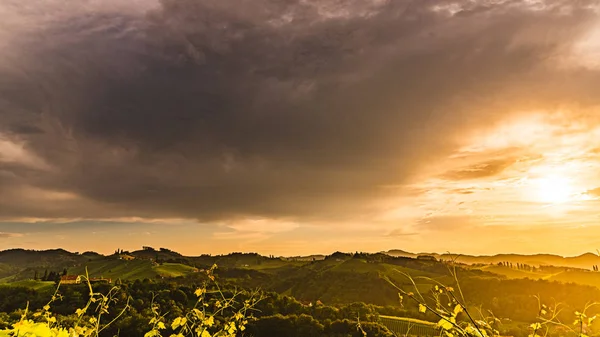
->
[0,280,56,290]
[477,265,550,280]
[68,259,157,280]
[274,258,447,306]
[0,263,19,278]
[67,258,201,281]
[548,270,600,288]
[154,263,198,277]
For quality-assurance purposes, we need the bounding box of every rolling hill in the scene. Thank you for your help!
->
[3,247,600,304]
[3,247,600,333]
[382,249,600,269]
[67,258,200,280]
[435,252,600,269]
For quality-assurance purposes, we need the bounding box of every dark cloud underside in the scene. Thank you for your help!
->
[0,0,599,222]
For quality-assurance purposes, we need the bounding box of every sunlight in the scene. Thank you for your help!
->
[532,174,575,204]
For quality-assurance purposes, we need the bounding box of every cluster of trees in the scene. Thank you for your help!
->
[496,261,537,271]
[33,268,67,282]
[460,277,600,323]
[0,279,401,336]
[113,248,130,255]
[515,263,536,271]
[4,272,599,337]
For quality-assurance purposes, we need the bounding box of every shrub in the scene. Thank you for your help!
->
[0,265,262,337]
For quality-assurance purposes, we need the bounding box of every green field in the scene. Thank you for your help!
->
[0,280,56,290]
[154,263,198,277]
[67,259,200,281]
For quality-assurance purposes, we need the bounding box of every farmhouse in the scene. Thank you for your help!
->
[60,275,112,285]
[60,275,82,284]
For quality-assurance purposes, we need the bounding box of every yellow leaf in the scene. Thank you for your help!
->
[418,304,426,313]
[172,317,181,330]
[530,323,541,330]
[203,316,214,327]
[55,328,70,337]
[438,318,453,330]
[453,304,463,315]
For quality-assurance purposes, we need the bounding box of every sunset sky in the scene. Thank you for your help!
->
[1,0,600,256]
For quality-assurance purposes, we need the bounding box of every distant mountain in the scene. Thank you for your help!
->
[383,250,417,258]
[438,252,600,269]
[381,249,600,269]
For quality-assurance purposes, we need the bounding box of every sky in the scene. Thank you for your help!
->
[1,0,600,256]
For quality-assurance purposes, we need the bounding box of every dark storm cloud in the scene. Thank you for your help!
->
[0,0,599,221]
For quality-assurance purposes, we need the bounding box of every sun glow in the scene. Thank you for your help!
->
[532,174,576,204]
